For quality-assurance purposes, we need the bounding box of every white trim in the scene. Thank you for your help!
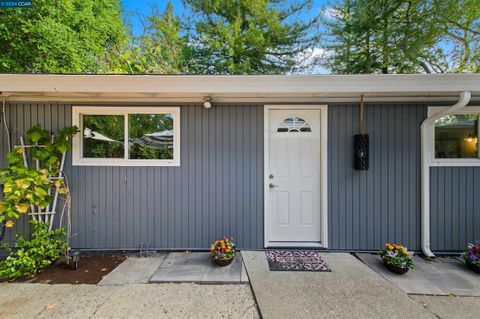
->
[72,106,180,166]
[2,74,479,94]
[426,105,480,167]
[263,105,328,248]
[1,74,479,104]
[266,242,326,248]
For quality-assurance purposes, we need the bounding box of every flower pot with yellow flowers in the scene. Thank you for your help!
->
[210,237,235,267]
[380,243,414,274]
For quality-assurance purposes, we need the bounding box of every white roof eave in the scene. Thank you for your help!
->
[1,73,479,103]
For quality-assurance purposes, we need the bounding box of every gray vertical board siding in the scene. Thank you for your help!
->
[2,101,479,252]
[327,103,427,251]
[1,103,264,250]
[430,167,480,251]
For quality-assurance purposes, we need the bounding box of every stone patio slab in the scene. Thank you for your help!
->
[149,252,248,284]
[243,251,437,319]
[98,255,166,285]
[357,253,480,296]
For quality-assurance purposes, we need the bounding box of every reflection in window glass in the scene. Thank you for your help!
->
[83,115,124,158]
[277,116,312,132]
[128,114,174,159]
[435,114,479,158]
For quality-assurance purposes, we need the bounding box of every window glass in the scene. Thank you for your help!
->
[82,115,125,158]
[435,114,479,158]
[128,114,174,159]
[277,116,312,132]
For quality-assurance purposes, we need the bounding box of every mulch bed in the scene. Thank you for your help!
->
[16,254,127,284]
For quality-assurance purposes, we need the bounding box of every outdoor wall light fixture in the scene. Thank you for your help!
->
[354,94,369,170]
[464,134,476,143]
[203,97,212,109]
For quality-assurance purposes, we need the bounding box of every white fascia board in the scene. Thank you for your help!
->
[1,74,480,96]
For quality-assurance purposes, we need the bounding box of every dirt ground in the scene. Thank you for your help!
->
[17,255,127,285]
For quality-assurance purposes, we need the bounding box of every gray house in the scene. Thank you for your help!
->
[1,74,480,256]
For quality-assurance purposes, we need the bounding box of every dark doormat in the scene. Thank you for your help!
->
[266,250,331,272]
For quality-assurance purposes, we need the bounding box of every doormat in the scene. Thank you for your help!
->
[265,250,331,272]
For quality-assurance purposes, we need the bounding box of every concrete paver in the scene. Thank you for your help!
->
[98,255,167,285]
[357,253,480,296]
[243,251,438,319]
[150,252,247,284]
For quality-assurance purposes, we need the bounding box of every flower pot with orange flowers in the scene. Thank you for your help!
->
[210,237,236,267]
[380,243,414,275]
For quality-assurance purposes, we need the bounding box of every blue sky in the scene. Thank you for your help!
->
[121,0,329,36]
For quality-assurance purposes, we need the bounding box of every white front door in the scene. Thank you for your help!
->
[267,109,322,244]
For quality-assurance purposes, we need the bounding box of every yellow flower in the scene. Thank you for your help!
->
[5,220,14,228]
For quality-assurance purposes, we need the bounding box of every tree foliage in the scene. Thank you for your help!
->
[183,0,321,74]
[129,1,193,74]
[322,0,479,74]
[0,0,477,74]
[0,0,128,73]
[433,0,480,73]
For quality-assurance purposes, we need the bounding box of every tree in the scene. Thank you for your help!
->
[432,0,480,73]
[0,0,129,73]
[131,1,192,74]
[183,0,321,74]
[322,0,445,74]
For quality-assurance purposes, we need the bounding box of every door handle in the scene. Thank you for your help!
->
[269,183,279,189]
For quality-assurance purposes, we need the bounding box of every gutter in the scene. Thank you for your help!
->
[420,91,471,258]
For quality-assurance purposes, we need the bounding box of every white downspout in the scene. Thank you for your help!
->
[420,91,471,258]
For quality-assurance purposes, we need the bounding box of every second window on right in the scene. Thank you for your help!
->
[435,114,479,159]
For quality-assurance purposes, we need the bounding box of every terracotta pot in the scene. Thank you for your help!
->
[383,259,409,274]
[212,255,234,267]
[465,260,480,274]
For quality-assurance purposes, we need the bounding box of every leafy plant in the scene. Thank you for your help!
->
[380,243,414,269]
[464,241,480,266]
[0,125,78,228]
[0,0,129,73]
[0,221,67,280]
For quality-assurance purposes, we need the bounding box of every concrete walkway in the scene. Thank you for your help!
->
[0,283,259,319]
[242,251,480,319]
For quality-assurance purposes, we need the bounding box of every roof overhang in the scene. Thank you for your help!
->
[1,73,479,103]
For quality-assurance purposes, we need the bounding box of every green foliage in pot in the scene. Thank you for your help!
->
[380,243,414,270]
[0,125,78,228]
[0,221,67,280]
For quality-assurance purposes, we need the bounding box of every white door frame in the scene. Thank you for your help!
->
[264,105,328,248]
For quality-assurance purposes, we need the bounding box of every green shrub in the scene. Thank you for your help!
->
[0,221,67,280]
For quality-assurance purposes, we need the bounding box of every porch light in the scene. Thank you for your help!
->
[464,134,476,143]
[203,97,212,109]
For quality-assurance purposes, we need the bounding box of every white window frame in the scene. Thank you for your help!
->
[72,106,180,166]
[428,106,480,166]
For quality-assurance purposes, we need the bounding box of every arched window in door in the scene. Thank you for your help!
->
[277,116,312,132]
